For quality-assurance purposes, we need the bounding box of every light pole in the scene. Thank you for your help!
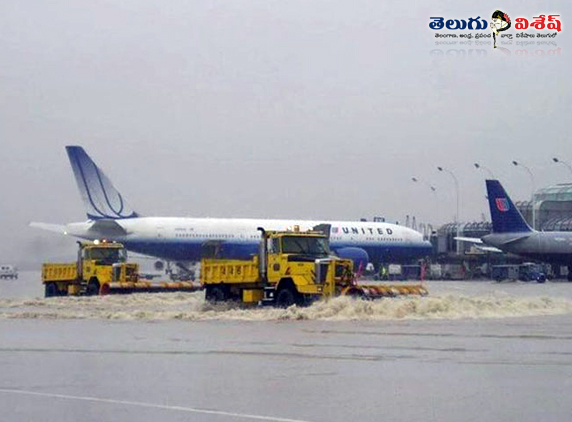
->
[411,178,437,238]
[437,166,460,254]
[512,160,536,230]
[474,162,495,178]
[552,157,572,177]
[411,177,437,192]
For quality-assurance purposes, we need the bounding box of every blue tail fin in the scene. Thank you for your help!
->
[66,146,139,220]
[485,180,532,233]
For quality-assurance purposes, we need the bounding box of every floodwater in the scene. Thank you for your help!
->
[1,272,572,422]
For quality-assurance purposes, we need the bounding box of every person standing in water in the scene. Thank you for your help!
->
[490,10,511,48]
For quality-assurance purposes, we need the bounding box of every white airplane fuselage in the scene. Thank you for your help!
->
[65,216,432,264]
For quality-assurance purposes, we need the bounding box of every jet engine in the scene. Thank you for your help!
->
[335,247,369,272]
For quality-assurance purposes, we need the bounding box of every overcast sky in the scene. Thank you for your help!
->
[1,0,570,264]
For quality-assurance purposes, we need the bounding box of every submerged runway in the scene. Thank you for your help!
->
[1,273,572,421]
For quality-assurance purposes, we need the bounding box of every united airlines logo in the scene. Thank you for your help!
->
[330,226,393,235]
[496,198,510,212]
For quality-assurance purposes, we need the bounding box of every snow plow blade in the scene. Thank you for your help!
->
[100,280,202,295]
[341,284,428,299]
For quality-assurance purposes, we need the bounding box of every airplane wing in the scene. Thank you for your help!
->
[88,219,129,236]
[475,245,503,253]
[456,234,533,247]
[499,234,532,245]
[30,220,128,237]
[29,222,67,234]
[455,236,483,244]
[455,237,503,253]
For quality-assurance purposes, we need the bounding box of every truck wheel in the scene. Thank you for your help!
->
[275,286,297,308]
[206,286,228,303]
[345,287,366,299]
[45,283,58,298]
[86,280,100,296]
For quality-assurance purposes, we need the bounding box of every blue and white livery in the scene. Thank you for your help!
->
[31,146,432,268]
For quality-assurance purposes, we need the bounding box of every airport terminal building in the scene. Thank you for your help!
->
[516,182,572,231]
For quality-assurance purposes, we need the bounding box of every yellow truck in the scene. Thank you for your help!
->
[201,228,427,307]
[42,241,198,297]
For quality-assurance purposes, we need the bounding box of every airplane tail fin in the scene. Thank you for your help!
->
[485,180,533,233]
[66,146,139,220]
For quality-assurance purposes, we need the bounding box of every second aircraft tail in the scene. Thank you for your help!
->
[485,179,533,234]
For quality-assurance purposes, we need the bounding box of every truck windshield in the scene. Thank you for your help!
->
[281,236,330,256]
[88,247,127,264]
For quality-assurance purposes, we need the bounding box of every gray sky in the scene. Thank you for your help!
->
[1,0,570,264]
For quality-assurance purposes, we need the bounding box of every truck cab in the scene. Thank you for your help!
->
[43,241,139,296]
[80,242,124,283]
[265,231,355,305]
[78,242,138,293]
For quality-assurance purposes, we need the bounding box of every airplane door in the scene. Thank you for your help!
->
[157,226,165,238]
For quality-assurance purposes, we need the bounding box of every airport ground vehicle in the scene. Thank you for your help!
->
[200,228,428,307]
[376,264,423,281]
[427,264,443,280]
[0,265,18,279]
[518,263,546,283]
[491,264,519,282]
[441,264,466,280]
[491,263,547,283]
[42,241,199,297]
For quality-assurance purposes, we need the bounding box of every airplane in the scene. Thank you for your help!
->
[31,146,433,271]
[458,179,572,280]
